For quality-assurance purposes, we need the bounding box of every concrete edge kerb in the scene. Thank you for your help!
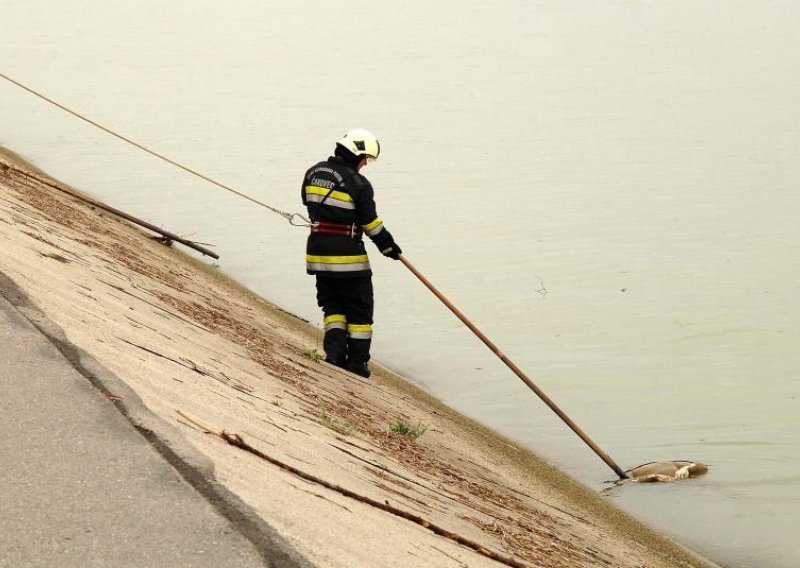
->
[0,270,314,568]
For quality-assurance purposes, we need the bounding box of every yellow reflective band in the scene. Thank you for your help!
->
[324,314,347,325]
[306,254,369,264]
[347,324,372,333]
[304,186,353,203]
[361,217,383,231]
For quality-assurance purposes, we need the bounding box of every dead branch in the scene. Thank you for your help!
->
[175,410,530,568]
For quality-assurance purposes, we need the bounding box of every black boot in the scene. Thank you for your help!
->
[325,357,347,369]
[323,328,347,368]
[345,360,371,379]
[346,331,371,378]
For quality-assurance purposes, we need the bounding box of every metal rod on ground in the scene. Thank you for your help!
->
[4,162,219,259]
[399,254,628,480]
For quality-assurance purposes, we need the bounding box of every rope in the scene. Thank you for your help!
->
[0,71,310,226]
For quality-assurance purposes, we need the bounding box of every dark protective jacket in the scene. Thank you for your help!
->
[301,156,398,278]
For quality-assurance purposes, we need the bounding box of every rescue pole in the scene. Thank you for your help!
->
[399,254,628,480]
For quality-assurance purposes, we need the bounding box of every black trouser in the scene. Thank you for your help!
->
[315,275,374,366]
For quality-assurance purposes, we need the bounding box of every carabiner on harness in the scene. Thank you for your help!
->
[289,212,312,226]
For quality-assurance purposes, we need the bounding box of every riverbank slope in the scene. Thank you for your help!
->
[0,148,713,568]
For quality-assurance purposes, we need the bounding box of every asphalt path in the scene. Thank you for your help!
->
[0,273,309,568]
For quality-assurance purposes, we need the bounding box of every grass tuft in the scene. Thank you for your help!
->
[390,420,428,439]
[320,410,355,436]
[304,348,322,362]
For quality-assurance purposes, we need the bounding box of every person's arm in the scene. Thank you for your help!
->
[353,177,402,259]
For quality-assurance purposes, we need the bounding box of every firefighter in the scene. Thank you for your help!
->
[301,129,402,378]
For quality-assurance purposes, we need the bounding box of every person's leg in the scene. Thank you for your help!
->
[315,276,347,366]
[343,277,374,378]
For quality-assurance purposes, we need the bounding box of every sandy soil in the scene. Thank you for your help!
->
[0,148,713,568]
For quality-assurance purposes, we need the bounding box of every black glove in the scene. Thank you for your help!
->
[382,243,402,260]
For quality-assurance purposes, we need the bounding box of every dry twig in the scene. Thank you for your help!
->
[174,409,530,568]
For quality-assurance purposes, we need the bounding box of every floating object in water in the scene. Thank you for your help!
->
[624,461,708,483]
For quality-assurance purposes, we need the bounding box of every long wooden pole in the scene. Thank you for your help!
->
[399,254,628,479]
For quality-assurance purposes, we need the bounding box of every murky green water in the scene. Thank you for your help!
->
[3,2,799,566]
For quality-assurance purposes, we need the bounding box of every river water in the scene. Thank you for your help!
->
[2,2,799,566]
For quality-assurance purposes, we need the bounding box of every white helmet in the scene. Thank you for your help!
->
[337,128,381,160]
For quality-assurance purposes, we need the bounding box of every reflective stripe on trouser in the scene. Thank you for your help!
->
[306,254,370,273]
[347,323,372,340]
[324,314,347,332]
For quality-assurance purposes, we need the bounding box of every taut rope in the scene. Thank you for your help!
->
[0,71,309,226]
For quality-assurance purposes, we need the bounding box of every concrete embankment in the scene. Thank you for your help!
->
[0,149,715,568]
